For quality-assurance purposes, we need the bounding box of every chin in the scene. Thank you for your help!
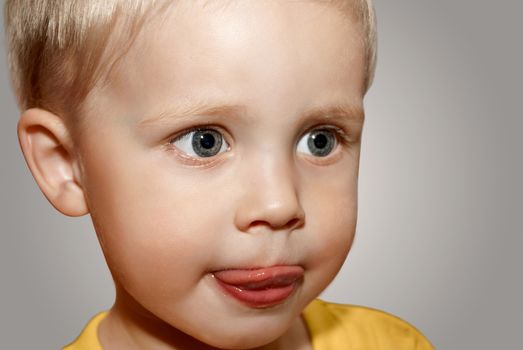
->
[192,318,290,349]
[200,334,277,350]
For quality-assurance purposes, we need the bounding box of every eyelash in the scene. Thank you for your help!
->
[319,125,352,146]
[165,124,354,164]
[165,125,230,166]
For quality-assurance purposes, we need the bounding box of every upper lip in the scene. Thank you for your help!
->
[212,265,304,290]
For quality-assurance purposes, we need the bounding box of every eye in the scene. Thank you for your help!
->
[170,128,229,158]
[297,128,337,157]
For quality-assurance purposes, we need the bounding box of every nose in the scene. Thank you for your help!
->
[234,158,305,233]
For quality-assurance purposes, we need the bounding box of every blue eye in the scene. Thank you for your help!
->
[171,128,229,158]
[297,128,337,157]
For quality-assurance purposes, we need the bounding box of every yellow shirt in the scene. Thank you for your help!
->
[302,300,434,349]
[63,299,434,349]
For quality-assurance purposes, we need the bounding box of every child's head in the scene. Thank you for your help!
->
[7,0,377,348]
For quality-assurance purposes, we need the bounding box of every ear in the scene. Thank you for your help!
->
[17,108,89,217]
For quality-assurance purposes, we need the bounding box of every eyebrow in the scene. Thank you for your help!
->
[138,101,364,127]
[138,103,248,127]
[300,104,364,124]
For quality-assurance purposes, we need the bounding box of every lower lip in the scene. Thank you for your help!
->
[212,266,303,308]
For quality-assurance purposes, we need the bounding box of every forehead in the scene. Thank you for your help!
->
[87,0,366,124]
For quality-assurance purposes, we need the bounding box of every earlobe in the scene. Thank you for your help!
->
[17,108,89,217]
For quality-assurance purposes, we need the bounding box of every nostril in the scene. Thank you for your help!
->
[250,220,267,229]
[248,217,304,232]
[285,217,304,231]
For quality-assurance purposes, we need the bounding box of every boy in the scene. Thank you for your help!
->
[5,0,434,349]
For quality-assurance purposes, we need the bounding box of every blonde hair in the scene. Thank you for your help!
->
[4,0,377,122]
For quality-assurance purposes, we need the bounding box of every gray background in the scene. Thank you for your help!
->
[1,0,521,349]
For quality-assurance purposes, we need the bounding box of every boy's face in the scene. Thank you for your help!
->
[78,1,365,348]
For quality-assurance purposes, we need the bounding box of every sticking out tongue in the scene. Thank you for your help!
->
[213,265,304,290]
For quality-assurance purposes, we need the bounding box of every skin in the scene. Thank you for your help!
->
[17,1,367,349]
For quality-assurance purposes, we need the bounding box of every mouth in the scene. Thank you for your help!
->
[212,265,304,309]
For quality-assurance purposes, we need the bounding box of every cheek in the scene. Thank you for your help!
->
[308,188,357,264]
[81,140,224,297]
[301,166,358,290]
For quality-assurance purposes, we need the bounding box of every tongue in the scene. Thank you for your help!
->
[213,266,304,290]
